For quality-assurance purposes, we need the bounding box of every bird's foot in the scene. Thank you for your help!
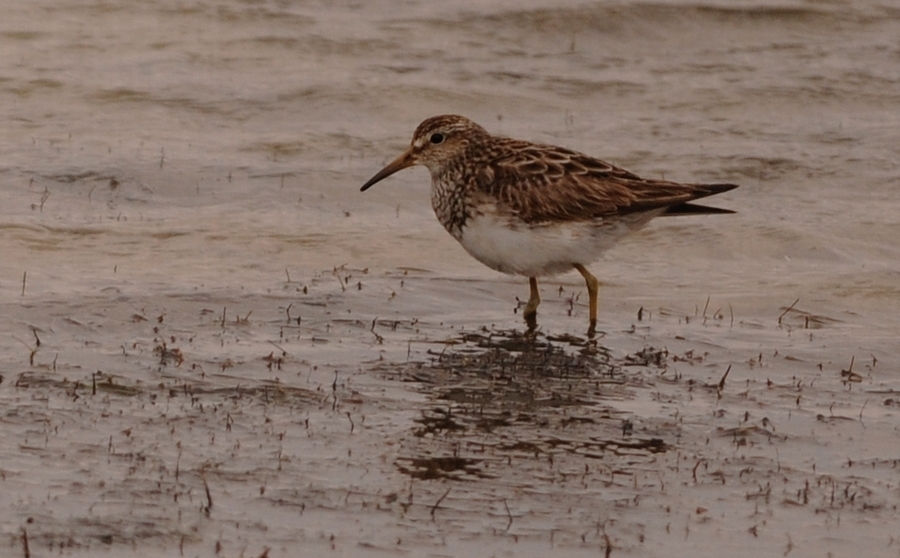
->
[524,309,538,333]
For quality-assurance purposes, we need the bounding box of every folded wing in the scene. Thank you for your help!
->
[478,140,737,224]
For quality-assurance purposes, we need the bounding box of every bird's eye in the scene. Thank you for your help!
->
[430,133,444,144]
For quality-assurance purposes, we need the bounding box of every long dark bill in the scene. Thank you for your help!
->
[360,149,415,191]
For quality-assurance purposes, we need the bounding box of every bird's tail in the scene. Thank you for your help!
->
[663,203,735,215]
[662,183,738,215]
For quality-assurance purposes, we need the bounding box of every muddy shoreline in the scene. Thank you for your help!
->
[3,267,898,557]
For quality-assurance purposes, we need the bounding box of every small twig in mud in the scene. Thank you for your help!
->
[14,336,37,366]
[276,433,284,472]
[30,328,40,347]
[334,269,346,292]
[692,460,705,483]
[637,306,643,321]
[370,318,384,344]
[21,271,26,296]
[717,365,731,397]
[346,412,354,434]
[702,295,710,324]
[22,527,30,558]
[220,307,227,327]
[332,372,339,411]
[285,268,291,283]
[430,487,452,521]
[159,147,165,169]
[729,303,734,327]
[92,371,99,395]
[841,356,861,383]
[175,443,182,480]
[38,186,50,212]
[859,399,868,427]
[268,341,288,356]
[567,293,579,316]
[285,303,293,323]
[601,527,612,558]
[202,478,213,517]
[777,298,800,325]
[503,499,513,531]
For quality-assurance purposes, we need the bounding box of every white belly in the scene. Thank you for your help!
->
[455,212,656,277]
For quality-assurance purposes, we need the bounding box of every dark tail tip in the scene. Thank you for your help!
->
[667,183,738,215]
[702,183,739,195]
[664,203,735,216]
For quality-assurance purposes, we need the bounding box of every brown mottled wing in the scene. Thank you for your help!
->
[476,139,735,224]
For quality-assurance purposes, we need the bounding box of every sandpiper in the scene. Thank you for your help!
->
[361,115,737,336]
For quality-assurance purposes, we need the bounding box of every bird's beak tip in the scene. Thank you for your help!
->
[359,149,415,193]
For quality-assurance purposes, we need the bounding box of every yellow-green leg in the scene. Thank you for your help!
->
[574,264,599,337]
[523,277,540,330]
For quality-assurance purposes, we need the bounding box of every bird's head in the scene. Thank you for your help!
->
[360,115,488,191]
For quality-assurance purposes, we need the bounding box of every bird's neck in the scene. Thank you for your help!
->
[430,164,471,240]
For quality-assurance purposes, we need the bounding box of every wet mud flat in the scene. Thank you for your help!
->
[2,269,900,558]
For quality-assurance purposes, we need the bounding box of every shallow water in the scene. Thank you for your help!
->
[2,0,900,556]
